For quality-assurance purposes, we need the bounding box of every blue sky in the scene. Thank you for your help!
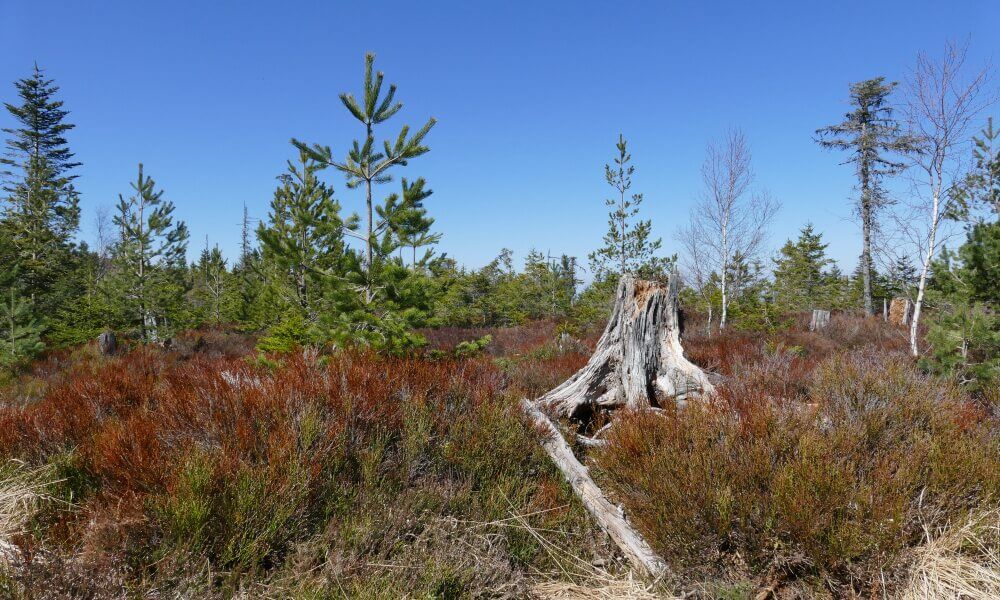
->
[2,1,997,276]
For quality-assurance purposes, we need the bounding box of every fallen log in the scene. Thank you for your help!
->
[521,273,715,580]
[521,399,667,579]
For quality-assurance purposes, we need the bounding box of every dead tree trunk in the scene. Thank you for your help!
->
[538,275,715,420]
[809,310,830,332]
[521,274,715,579]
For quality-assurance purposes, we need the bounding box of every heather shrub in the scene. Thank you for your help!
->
[0,345,594,595]
[597,348,999,595]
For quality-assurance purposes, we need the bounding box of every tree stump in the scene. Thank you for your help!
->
[521,274,715,579]
[97,331,117,356]
[539,275,715,420]
[889,297,912,326]
[809,309,831,332]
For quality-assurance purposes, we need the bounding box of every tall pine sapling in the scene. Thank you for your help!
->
[588,134,663,280]
[292,52,436,304]
[111,164,189,342]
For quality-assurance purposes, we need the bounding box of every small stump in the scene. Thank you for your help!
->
[97,331,117,356]
[889,297,912,326]
[810,310,831,332]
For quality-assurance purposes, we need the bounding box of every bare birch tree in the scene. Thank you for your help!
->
[677,128,779,329]
[901,40,993,357]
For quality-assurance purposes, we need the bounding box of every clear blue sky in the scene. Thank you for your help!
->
[2,0,997,275]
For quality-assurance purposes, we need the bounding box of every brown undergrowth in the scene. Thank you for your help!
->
[597,327,999,597]
[0,316,996,598]
[0,338,599,597]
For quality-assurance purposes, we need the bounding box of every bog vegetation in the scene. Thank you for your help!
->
[0,46,997,599]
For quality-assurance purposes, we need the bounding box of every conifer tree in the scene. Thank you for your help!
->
[0,283,43,369]
[110,164,189,342]
[292,52,435,304]
[771,224,834,311]
[1,65,81,320]
[952,117,999,221]
[816,77,919,315]
[589,134,663,280]
[257,151,351,328]
[380,177,440,267]
[189,244,229,325]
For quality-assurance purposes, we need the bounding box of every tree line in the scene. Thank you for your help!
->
[0,46,996,387]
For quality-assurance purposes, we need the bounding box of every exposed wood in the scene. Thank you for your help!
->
[889,297,912,326]
[538,275,715,420]
[520,274,715,580]
[521,399,667,579]
[809,309,831,332]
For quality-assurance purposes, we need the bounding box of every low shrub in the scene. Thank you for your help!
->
[0,345,595,595]
[596,348,999,595]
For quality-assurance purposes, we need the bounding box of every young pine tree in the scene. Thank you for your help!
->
[292,52,435,305]
[379,177,440,268]
[256,151,358,351]
[816,78,919,315]
[952,117,999,222]
[189,244,230,326]
[588,134,663,280]
[258,151,350,321]
[110,164,189,342]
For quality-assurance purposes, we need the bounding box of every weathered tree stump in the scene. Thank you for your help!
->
[97,331,117,356]
[809,309,831,332]
[889,297,912,326]
[539,275,715,420]
[521,274,715,579]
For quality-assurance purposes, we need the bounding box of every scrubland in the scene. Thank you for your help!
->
[0,316,997,599]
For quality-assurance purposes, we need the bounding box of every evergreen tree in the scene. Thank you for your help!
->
[380,177,440,268]
[885,256,919,299]
[110,164,189,342]
[0,284,44,370]
[924,222,1000,389]
[292,52,435,305]
[257,151,351,330]
[952,117,1000,221]
[1,65,81,322]
[771,224,834,311]
[816,78,919,315]
[189,244,230,326]
[589,134,663,280]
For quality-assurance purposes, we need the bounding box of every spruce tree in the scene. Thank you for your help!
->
[189,244,230,326]
[771,224,834,311]
[110,164,189,342]
[0,283,43,370]
[588,134,663,280]
[1,65,81,321]
[816,78,918,315]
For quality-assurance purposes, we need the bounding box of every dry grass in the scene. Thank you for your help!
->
[901,508,1000,600]
[532,577,672,600]
[0,461,56,568]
